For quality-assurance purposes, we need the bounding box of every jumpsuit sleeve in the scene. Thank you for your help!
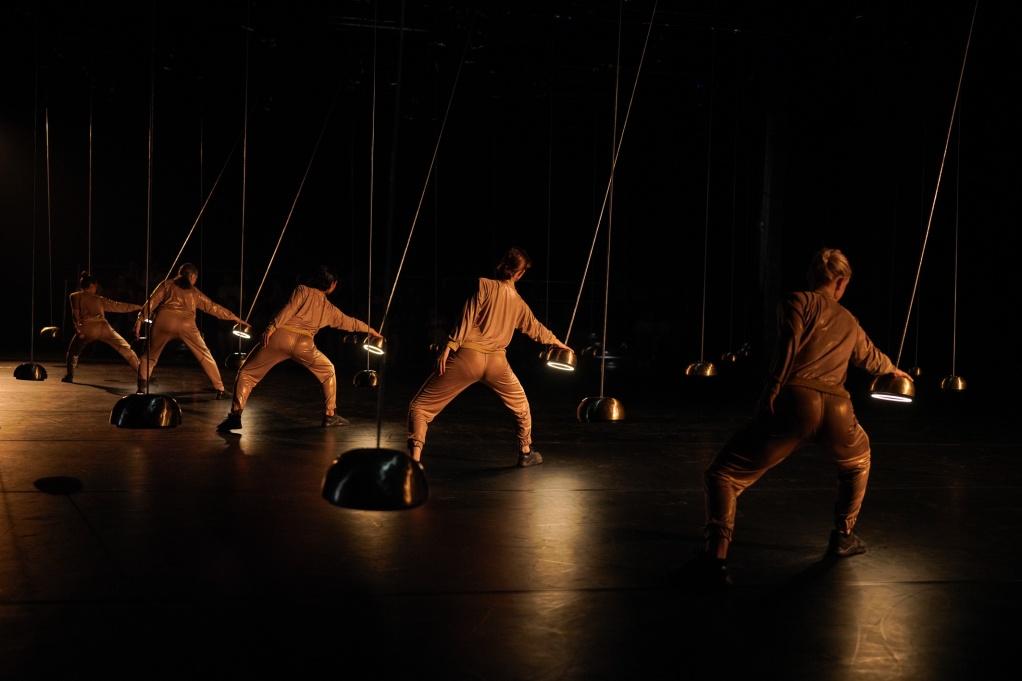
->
[851,323,896,376]
[195,289,242,322]
[266,287,305,333]
[100,297,142,314]
[446,279,486,352]
[139,281,172,322]
[325,303,370,333]
[69,295,82,330]
[766,292,808,389]
[517,301,559,346]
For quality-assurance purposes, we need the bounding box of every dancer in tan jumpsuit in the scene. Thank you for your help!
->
[217,266,381,430]
[62,271,141,383]
[407,247,572,467]
[694,248,912,585]
[135,263,244,397]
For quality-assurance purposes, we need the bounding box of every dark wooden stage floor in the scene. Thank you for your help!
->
[1,356,1017,679]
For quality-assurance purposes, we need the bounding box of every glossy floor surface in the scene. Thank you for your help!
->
[1,358,1017,679]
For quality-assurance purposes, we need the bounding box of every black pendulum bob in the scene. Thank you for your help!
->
[322,448,428,510]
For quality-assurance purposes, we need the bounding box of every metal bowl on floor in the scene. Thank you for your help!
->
[322,448,428,510]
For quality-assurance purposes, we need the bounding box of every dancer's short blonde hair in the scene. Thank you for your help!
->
[807,248,852,288]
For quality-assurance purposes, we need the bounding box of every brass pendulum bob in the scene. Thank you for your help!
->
[542,345,577,372]
[232,321,253,339]
[869,373,916,403]
[685,361,718,378]
[940,375,966,392]
[353,369,379,388]
[363,334,386,356]
[322,448,428,510]
[39,325,61,340]
[576,396,625,422]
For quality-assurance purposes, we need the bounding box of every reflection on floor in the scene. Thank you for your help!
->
[1,360,1016,679]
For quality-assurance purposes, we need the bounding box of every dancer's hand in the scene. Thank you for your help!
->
[368,328,383,339]
[262,327,275,346]
[554,340,572,351]
[437,346,452,376]
[893,368,912,380]
[133,320,142,340]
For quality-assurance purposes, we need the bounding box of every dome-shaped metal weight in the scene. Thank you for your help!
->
[363,335,386,356]
[576,396,625,422]
[322,448,428,510]
[542,346,577,372]
[353,369,379,388]
[14,363,47,381]
[110,393,182,428]
[869,373,916,403]
[232,322,253,340]
[224,352,248,370]
[685,361,718,378]
[940,375,967,392]
[39,325,61,340]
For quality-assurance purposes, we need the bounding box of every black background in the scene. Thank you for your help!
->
[2,1,1018,394]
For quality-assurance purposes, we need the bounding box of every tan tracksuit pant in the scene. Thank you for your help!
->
[232,329,338,413]
[66,321,139,372]
[408,348,532,451]
[703,289,896,556]
[704,385,871,554]
[138,312,225,391]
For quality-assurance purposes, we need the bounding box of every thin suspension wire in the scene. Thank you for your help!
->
[565,0,659,344]
[198,118,204,337]
[29,58,39,363]
[377,22,474,334]
[245,100,337,322]
[727,51,741,352]
[88,81,93,273]
[544,18,555,327]
[698,30,716,363]
[240,5,251,328]
[142,9,156,395]
[952,110,961,375]
[45,107,54,326]
[600,0,624,398]
[366,0,377,370]
[894,0,978,368]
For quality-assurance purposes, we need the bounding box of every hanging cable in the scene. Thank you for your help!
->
[727,42,741,355]
[951,108,961,376]
[893,0,978,368]
[140,8,157,395]
[564,0,659,344]
[376,20,475,334]
[544,16,555,327]
[45,106,54,328]
[240,4,251,341]
[88,80,93,273]
[366,0,378,370]
[244,97,338,323]
[599,0,624,399]
[29,58,39,363]
[697,30,716,364]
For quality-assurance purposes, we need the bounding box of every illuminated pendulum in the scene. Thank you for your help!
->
[325,3,473,510]
[685,30,718,380]
[941,112,967,393]
[228,15,254,371]
[355,19,381,391]
[721,50,744,369]
[112,19,181,427]
[871,2,977,403]
[38,107,61,341]
[15,62,47,381]
[551,0,659,379]
[578,0,630,423]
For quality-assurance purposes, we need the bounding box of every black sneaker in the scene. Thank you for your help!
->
[516,448,544,467]
[677,552,733,589]
[214,390,226,400]
[61,374,74,384]
[322,414,350,427]
[217,412,242,432]
[827,530,867,558]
